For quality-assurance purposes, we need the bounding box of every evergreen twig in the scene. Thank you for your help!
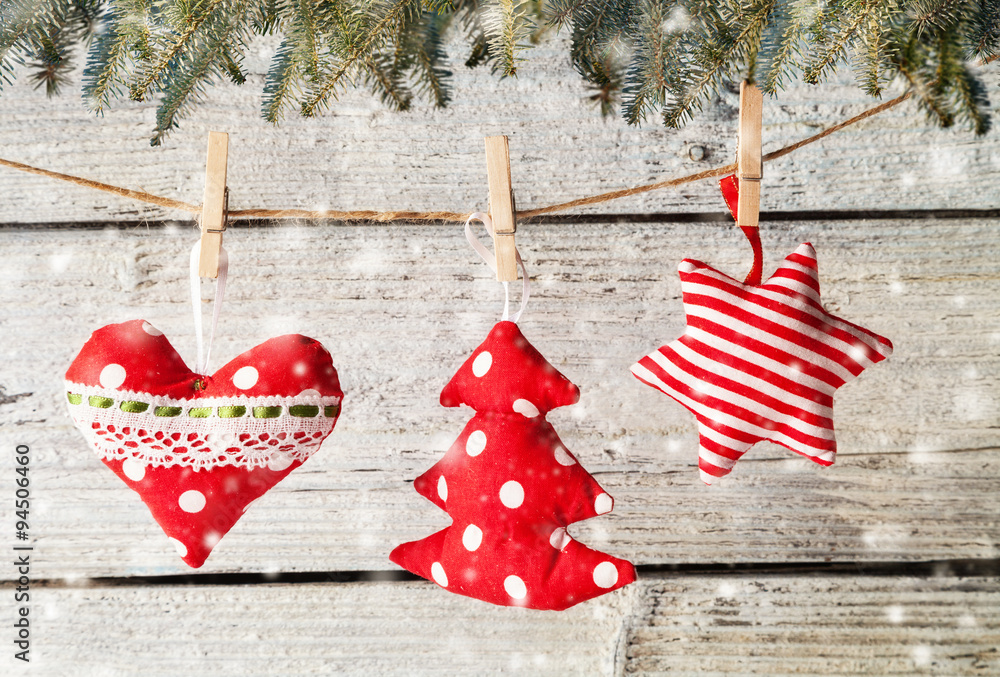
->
[0,0,995,143]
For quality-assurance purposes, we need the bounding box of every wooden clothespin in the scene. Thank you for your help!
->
[736,82,763,228]
[197,131,229,278]
[483,135,518,282]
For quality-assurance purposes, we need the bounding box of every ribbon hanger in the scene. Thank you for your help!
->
[719,81,764,285]
[191,130,231,375]
[464,213,529,322]
[466,135,529,322]
[190,243,228,375]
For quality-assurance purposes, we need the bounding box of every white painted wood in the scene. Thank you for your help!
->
[26,576,999,675]
[623,575,1000,675]
[0,219,996,579]
[0,37,997,226]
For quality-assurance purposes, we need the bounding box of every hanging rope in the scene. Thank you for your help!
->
[0,92,912,223]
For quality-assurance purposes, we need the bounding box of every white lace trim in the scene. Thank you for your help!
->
[65,381,342,470]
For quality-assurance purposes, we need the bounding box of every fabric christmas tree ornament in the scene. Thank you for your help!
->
[391,214,636,610]
[632,176,893,484]
[65,246,343,567]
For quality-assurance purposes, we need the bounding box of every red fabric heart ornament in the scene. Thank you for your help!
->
[391,321,636,610]
[65,320,343,567]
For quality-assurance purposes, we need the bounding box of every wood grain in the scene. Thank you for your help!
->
[197,131,228,278]
[484,135,518,281]
[737,82,763,229]
[0,37,997,226]
[27,575,999,675]
[1,31,996,674]
[623,575,1000,676]
[1,219,996,579]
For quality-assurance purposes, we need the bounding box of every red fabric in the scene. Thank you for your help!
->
[719,173,763,285]
[631,244,892,484]
[391,321,636,610]
[720,173,740,219]
[65,320,342,567]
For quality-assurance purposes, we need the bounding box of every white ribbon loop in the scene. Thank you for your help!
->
[189,242,229,376]
[464,212,529,323]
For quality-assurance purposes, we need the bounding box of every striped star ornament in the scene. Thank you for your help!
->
[631,242,893,484]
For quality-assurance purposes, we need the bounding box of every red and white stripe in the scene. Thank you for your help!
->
[632,243,892,484]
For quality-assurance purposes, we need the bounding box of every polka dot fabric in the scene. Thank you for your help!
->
[65,320,343,568]
[390,321,636,610]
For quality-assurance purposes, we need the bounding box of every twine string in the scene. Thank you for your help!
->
[0,92,912,223]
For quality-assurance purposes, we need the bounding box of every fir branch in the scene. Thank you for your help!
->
[411,11,452,106]
[662,0,776,128]
[803,0,906,86]
[621,0,678,125]
[0,1,55,88]
[3,0,997,139]
[758,0,808,94]
[969,0,1000,59]
[935,24,990,134]
[261,37,301,122]
[891,29,955,127]
[84,1,154,111]
[480,0,534,76]
[291,0,321,77]
[544,0,586,28]
[2,0,101,93]
[363,54,412,110]
[583,54,624,116]
[221,48,246,83]
[300,0,419,117]
[254,0,280,32]
[909,0,964,34]
[855,8,891,96]
[150,0,256,144]
[563,0,637,113]
[260,0,321,123]
[129,0,229,101]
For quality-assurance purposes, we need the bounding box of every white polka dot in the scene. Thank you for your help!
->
[466,430,487,457]
[499,480,524,508]
[553,445,576,466]
[178,490,206,513]
[141,321,163,336]
[593,562,619,589]
[431,562,448,587]
[472,351,493,377]
[512,399,539,418]
[99,363,127,389]
[549,527,571,550]
[267,452,294,472]
[121,458,146,482]
[462,525,483,551]
[232,366,259,390]
[504,575,527,600]
[594,493,613,515]
[437,475,448,501]
[298,389,321,397]
[204,531,222,548]
[169,538,187,557]
[293,361,309,376]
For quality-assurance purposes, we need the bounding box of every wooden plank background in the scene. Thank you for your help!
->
[0,34,997,676]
